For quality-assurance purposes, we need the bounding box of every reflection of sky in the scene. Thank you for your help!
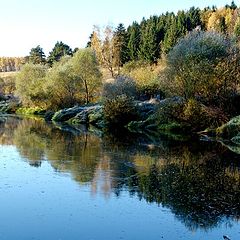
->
[0,145,239,240]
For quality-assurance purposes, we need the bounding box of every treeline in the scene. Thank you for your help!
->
[3,2,240,74]
[89,1,239,72]
[0,57,25,72]
[25,41,78,66]
[24,1,240,74]
[0,42,77,72]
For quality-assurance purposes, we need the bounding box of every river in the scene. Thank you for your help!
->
[0,115,240,240]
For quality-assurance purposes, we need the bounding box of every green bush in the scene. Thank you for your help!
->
[182,99,227,130]
[103,94,138,127]
[0,75,16,95]
[153,98,227,132]
[183,99,203,129]
[121,61,162,99]
[161,31,240,108]
[44,56,83,109]
[16,107,46,115]
[15,63,48,107]
[102,75,137,100]
[154,97,185,124]
[15,49,102,110]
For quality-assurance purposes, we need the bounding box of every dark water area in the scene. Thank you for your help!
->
[0,115,240,240]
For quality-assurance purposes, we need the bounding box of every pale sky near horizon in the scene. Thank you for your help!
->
[0,0,238,57]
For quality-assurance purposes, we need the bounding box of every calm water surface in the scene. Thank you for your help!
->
[0,115,240,240]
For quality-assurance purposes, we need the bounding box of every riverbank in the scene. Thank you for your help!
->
[1,96,240,151]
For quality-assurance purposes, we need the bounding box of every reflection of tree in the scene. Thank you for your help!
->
[46,132,101,183]
[11,118,101,182]
[1,116,240,231]
[0,116,19,145]
[13,118,48,167]
[115,147,240,231]
[100,133,240,230]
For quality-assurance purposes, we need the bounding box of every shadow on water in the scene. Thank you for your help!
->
[0,115,240,231]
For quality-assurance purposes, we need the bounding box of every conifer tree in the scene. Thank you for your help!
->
[113,23,129,69]
[47,41,73,66]
[138,16,160,62]
[29,45,46,65]
[127,21,141,61]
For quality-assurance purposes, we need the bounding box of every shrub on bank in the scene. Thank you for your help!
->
[103,94,138,127]
[15,63,48,107]
[15,49,102,111]
[182,99,228,130]
[121,61,162,100]
[0,75,16,95]
[152,97,227,132]
[102,75,137,100]
[160,31,240,111]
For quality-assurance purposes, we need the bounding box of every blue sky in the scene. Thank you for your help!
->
[0,0,237,56]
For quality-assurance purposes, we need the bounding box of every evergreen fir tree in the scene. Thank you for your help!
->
[127,21,141,61]
[47,41,73,66]
[29,45,46,65]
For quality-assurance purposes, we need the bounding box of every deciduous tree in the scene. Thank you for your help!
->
[71,48,102,104]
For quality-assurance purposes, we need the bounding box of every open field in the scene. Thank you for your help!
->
[0,72,18,78]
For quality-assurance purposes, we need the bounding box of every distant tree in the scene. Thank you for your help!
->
[212,5,217,11]
[127,21,141,61]
[225,1,237,10]
[47,41,73,66]
[207,7,237,34]
[156,14,166,47]
[113,23,129,72]
[201,7,214,30]
[138,16,160,62]
[224,7,236,33]
[207,12,221,31]
[159,7,202,53]
[86,32,94,47]
[230,0,237,10]
[73,47,79,54]
[29,45,46,64]
[219,16,227,33]
[176,11,188,35]
[91,25,116,77]
[187,7,202,30]
[162,16,178,53]
[0,57,25,72]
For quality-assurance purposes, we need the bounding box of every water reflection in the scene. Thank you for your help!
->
[0,116,240,231]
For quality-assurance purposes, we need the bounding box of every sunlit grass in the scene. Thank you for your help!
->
[0,71,18,78]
